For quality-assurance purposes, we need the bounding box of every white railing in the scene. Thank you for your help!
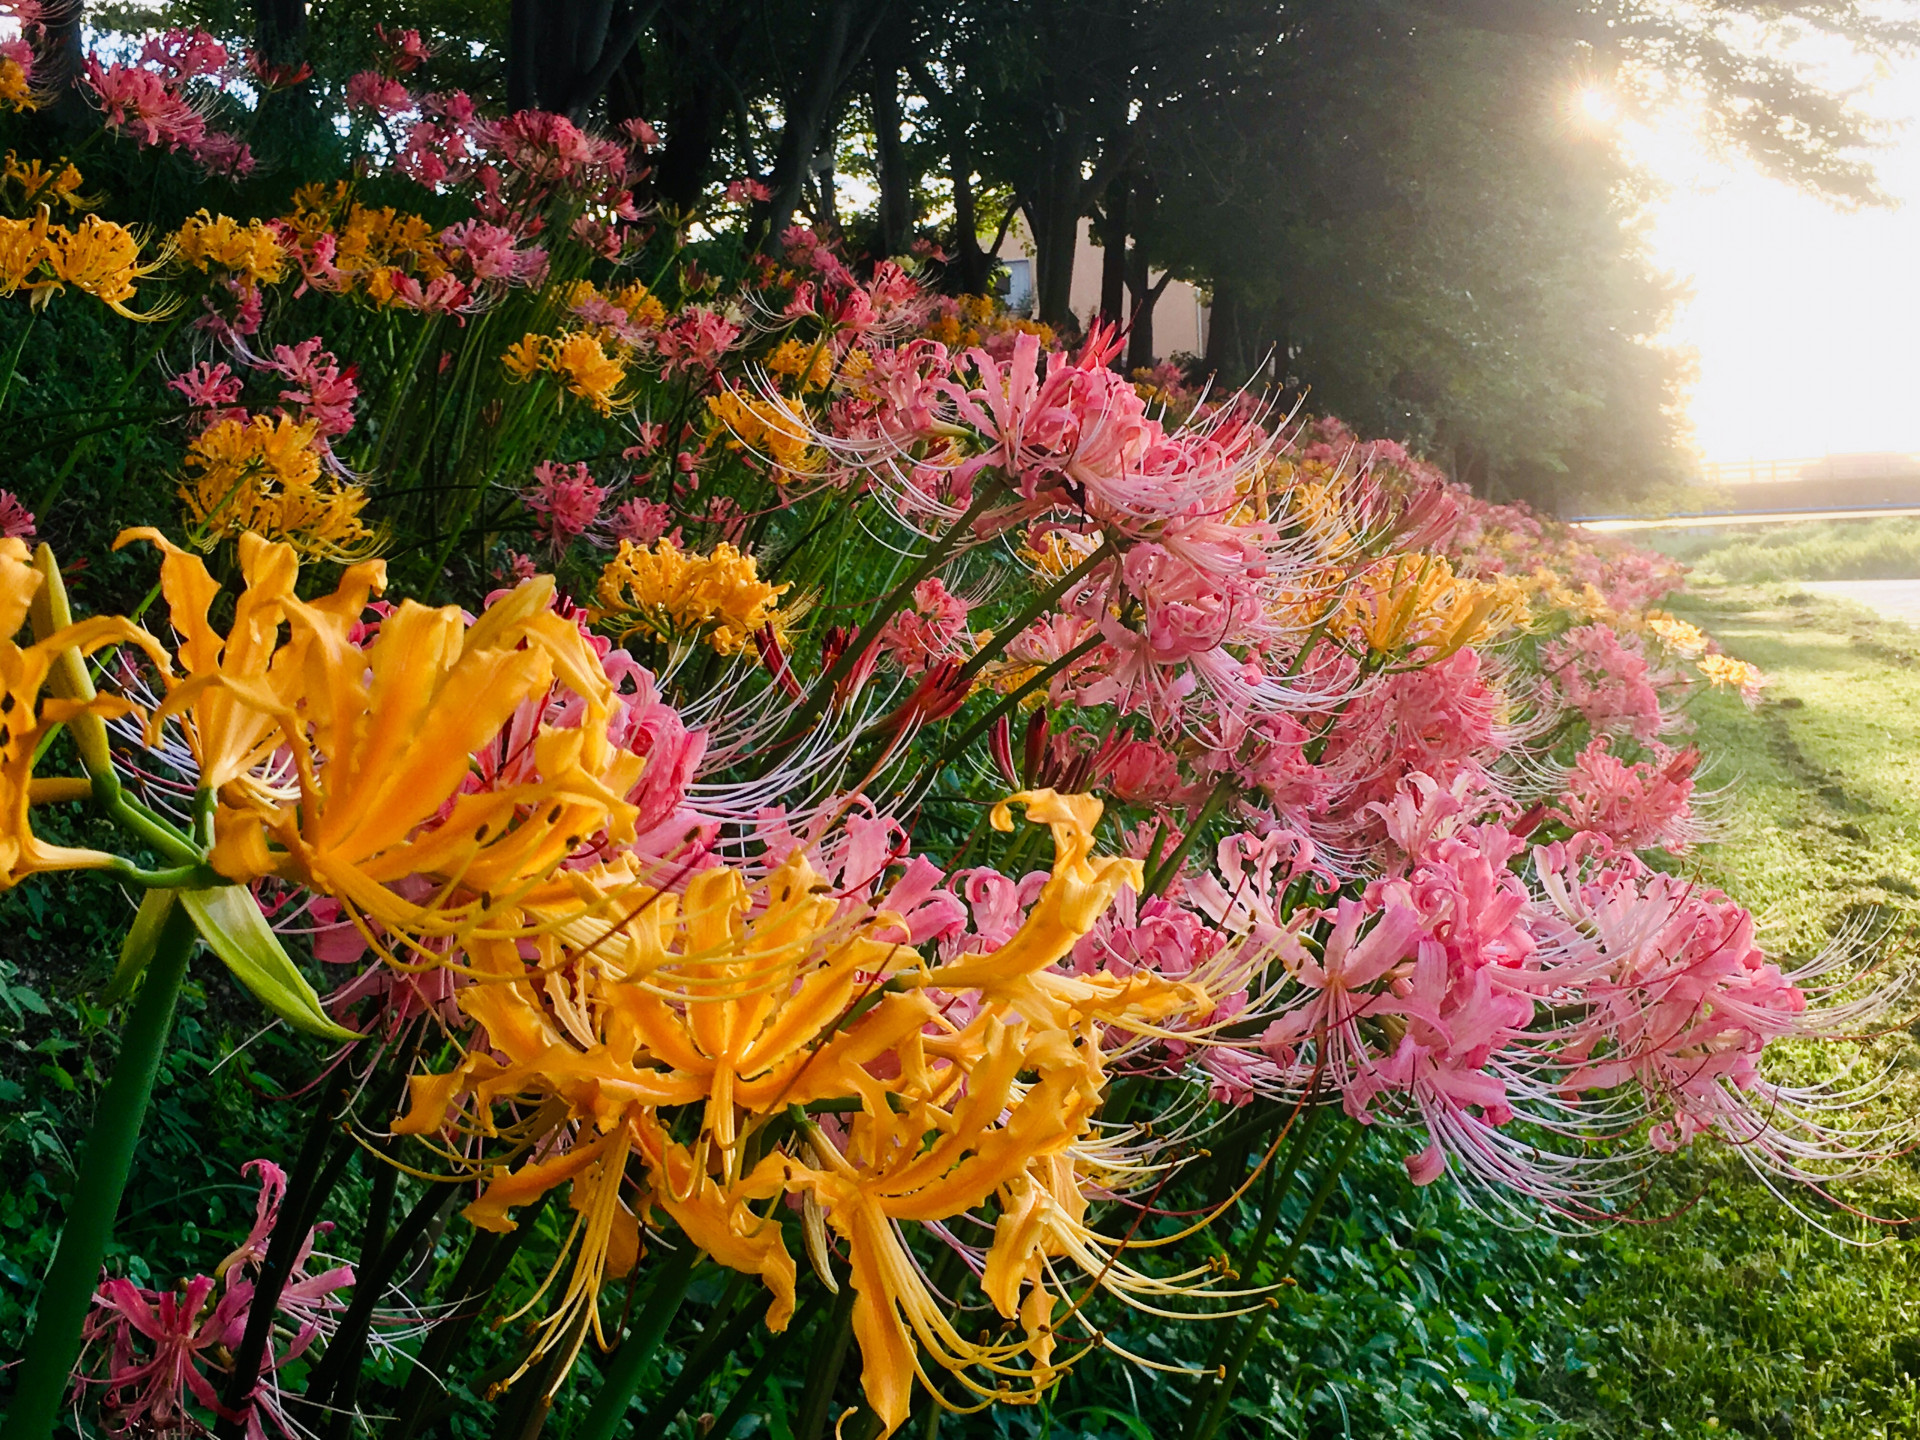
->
[1702,454,1920,486]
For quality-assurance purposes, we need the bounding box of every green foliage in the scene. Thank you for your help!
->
[1556,1158,1920,1440]
[0,808,310,1363]
[1210,1141,1584,1440]
[1657,518,1920,585]
[1540,586,1920,1440]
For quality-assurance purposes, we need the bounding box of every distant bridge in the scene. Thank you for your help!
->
[1574,504,1920,534]
[1698,454,1920,487]
[1571,453,1920,531]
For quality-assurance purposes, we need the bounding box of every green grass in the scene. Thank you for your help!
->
[1652,518,1920,584]
[1550,584,1920,1440]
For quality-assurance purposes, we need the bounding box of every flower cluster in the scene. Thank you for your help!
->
[591,536,789,656]
[72,1162,354,1440]
[81,28,254,176]
[0,54,1887,1440]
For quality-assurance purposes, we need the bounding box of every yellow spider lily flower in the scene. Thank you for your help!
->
[117,530,644,944]
[591,537,789,657]
[391,852,924,1344]
[1697,651,1765,702]
[0,539,165,884]
[499,331,630,414]
[546,330,628,414]
[46,214,175,321]
[388,790,1232,1434]
[610,280,666,329]
[501,332,547,380]
[0,208,53,301]
[177,414,376,560]
[1338,554,1527,658]
[1644,608,1710,658]
[0,56,35,112]
[707,389,823,481]
[785,1016,1101,1433]
[2,153,89,212]
[173,210,288,286]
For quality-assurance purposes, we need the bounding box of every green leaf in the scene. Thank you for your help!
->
[178,887,358,1042]
[107,888,178,1002]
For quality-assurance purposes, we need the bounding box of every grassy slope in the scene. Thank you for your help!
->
[1555,585,1920,1440]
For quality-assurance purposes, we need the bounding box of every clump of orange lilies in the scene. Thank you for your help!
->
[3,529,1252,1437]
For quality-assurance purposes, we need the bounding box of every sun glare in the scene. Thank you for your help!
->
[1630,59,1920,464]
[1577,86,1618,125]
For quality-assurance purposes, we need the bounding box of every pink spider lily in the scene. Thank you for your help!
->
[72,1161,354,1440]
[524,460,610,553]
[1556,736,1703,853]
[0,489,35,540]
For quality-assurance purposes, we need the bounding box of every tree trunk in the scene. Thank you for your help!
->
[811,136,840,233]
[1204,280,1247,386]
[35,0,89,131]
[507,0,539,111]
[1126,250,1170,374]
[1030,133,1085,330]
[948,140,990,293]
[868,54,913,258]
[761,0,859,245]
[640,6,732,212]
[1097,174,1128,332]
[249,0,326,162]
[507,0,654,121]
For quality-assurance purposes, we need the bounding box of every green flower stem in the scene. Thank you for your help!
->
[572,1243,701,1440]
[923,633,1105,773]
[0,900,200,1440]
[778,483,1002,744]
[1187,1121,1367,1440]
[382,1206,550,1440]
[0,309,36,416]
[795,1284,860,1440]
[703,1289,829,1440]
[946,539,1117,690]
[1144,776,1237,898]
[626,1274,763,1436]
[213,1068,355,1440]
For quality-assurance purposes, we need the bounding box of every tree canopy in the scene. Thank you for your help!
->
[63,0,1920,505]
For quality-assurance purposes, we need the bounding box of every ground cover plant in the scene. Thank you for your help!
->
[1542,586,1920,1440]
[1656,519,1920,584]
[0,12,1916,1440]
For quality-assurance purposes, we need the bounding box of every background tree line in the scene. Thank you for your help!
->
[47,0,1920,506]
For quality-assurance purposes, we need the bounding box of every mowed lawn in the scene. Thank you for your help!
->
[1668,586,1920,955]
[1550,586,1920,1440]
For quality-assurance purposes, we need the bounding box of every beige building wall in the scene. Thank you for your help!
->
[1000,216,1208,363]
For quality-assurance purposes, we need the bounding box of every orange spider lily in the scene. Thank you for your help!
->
[118,528,645,943]
[388,790,1241,1434]
[0,539,167,884]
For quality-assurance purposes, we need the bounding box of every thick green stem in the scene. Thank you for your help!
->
[797,1284,860,1440]
[627,1275,760,1435]
[215,1069,356,1440]
[1,902,199,1440]
[704,1290,828,1440]
[1145,777,1237,898]
[571,1244,700,1440]
[924,633,1105,773]
[1188,1122,1366,1440]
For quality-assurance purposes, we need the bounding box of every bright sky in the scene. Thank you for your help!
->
[1628,58,1920,465]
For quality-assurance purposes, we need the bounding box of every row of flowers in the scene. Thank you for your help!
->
[0,19,1873,1440]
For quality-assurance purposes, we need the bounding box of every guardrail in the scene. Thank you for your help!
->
[1701,455,1920,486]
